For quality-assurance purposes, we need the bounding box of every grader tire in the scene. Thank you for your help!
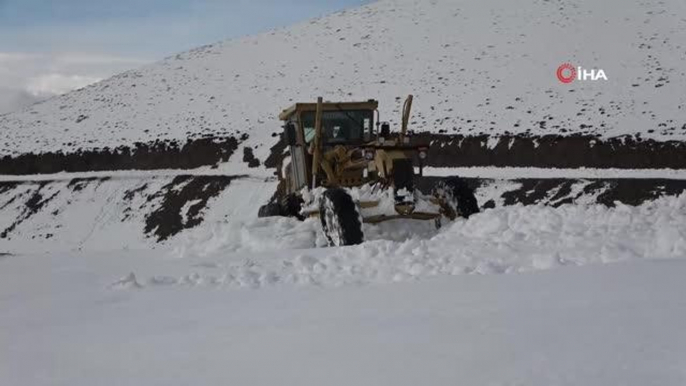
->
[319,188,363,247]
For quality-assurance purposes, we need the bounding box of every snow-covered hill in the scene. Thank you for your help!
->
[1,0,685,162]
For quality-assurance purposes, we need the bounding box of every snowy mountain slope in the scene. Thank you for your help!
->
[1,0,685,162]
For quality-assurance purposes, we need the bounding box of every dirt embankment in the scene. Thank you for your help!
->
[416,133,686,169]
[3,133,685,175]
[264,133,686,171]
[0,181,58,239]
[417,177,686,208]
[0,175,241,242]
[0,137,241,175]
[142,175,239,241]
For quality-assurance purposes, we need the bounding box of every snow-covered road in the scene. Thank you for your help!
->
[1,251,685,386]
[4,165,686,183]
[422,166,686,180]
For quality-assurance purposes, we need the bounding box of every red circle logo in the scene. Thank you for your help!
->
[556,63,576,84]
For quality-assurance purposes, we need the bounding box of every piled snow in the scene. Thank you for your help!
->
[138,194,686,289]
[1,0,685,160]
[300,184,441,218]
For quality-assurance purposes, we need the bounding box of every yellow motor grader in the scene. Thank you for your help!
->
[258,95,478,246]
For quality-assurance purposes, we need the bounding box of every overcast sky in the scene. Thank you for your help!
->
[0,0,368,114]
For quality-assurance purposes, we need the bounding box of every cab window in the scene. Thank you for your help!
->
[302,110,373,144]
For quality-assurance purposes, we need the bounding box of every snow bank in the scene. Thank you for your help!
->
[140,194,686,289]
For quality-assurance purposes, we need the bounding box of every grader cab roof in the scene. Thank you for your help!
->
[278,100,379,121]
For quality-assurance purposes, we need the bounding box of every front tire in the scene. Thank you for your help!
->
[319,188,363,246]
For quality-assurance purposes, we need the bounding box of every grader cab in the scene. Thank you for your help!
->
[259,95,478,246]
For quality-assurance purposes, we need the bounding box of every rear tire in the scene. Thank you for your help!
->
[433,177,479,219]
[319,188,363,246]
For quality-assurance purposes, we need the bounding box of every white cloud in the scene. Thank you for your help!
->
[0,52,42,62]
[0,87,45,115]
[0,51,149,113]
[54,53,148,66]
[26,73,102,97]
[0,1,362,114]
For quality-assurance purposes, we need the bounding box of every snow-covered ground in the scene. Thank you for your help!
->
[2,221,686,385]
[1,0,685,161]
[2,178,685,385]
[4,165,686,183]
